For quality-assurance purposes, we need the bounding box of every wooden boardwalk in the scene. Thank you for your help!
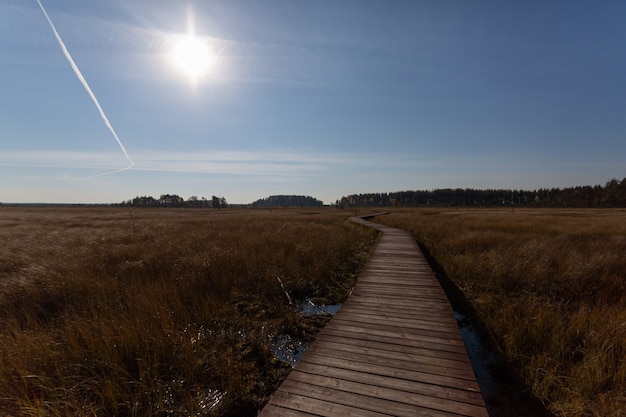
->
[259,216,488,417]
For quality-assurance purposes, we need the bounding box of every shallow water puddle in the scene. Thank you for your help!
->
[455,311,553,417]
[272,334,308,367]
[298,299,342,316]
[455,311,499,394]
[195,388,226,415]
[272,299,342,367]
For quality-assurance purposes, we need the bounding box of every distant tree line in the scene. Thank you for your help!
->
[119,194,228,208]
[252,195,324,208]
[336,178,626,208]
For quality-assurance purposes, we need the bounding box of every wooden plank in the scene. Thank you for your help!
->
[364,264,430,271]
[358,272,438,281]
[304,339,476,375]
[263,391,392,417]
[276,379,461,417]
[346,294,451,310]
[321,321,468,354]
[355,280,441,289]
[339,304,459,324]
[355,277,441,286]
[336,304,453,320]
[313,333,468,364]
[300,350,482,392]
[297,361,483,406]
[342,299,455,316]
[323,320,467,350]
[319,324,466,355]
[344,298,453,313]
[314,332,470,363]
[353,283,446,295]
[289,369,488,417]
[259,216,487,416]
[329,317,465,344]
[355,287,444,295]
[303,347,478,386]
[353,281,445,292]
[334,311,462,335]
[260,404,320,417]
[349,290,450,303]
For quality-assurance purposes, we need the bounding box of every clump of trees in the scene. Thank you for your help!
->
[120,194,227,208]
[336,178,626,208]
[252,195,324,208]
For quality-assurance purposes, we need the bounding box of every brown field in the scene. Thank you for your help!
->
[2,206,624,417]
[374,208,626,417]
[0,207,377,416]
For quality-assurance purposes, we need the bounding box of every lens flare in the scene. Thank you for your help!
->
[171,7,221,85]
[173,35,216,80]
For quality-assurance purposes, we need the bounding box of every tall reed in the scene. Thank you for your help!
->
[376,208,626,416]
[0,207,376,416]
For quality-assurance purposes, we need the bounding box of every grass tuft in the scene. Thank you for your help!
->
[0,207,376,416]
[377,208,626,417]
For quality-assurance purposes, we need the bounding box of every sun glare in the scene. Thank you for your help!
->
[172,35,216,82]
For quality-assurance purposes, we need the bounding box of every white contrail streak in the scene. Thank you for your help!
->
[35,0,134,173]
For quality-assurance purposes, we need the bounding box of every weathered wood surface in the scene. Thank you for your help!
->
[259,215,488,417]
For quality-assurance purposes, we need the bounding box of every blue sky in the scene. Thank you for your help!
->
[1,0,625,204]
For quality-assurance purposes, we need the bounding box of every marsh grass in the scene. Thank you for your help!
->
[0,207,376,416]
[376,208,626,416]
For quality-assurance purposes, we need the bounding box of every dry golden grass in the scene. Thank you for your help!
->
[375,208,626,417]
[0,207,376,416]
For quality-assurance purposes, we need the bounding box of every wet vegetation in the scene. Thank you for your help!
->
[375,208,626,417]
[0,207,376,416]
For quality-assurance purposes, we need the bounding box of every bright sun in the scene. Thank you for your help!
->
[172,35,216,81]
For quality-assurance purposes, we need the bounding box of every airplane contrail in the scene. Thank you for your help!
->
[35,0,134,173]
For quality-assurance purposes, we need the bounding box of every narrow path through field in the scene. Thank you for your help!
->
[259,215,488,416]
